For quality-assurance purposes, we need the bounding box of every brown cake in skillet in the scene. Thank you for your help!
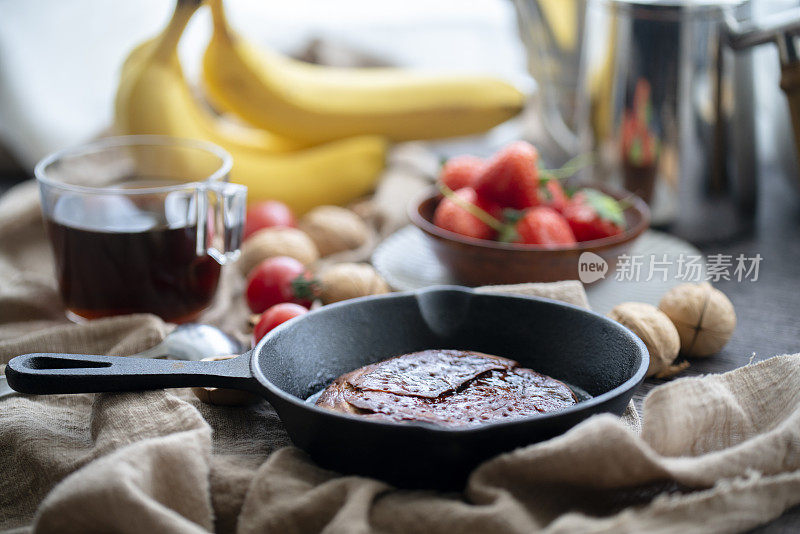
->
[315,349,577,427]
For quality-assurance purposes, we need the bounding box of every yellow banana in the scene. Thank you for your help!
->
[202,0,526,144]
[115,0,387,214]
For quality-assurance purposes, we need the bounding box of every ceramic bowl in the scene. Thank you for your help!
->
[409,186,650,286]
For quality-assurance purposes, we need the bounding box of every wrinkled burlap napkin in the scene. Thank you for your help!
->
[2,157,800,534]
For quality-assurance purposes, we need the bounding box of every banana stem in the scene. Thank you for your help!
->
[151,0,202,61]
[208,0,233,40]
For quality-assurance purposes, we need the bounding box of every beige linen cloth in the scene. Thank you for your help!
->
[2,166,800,534]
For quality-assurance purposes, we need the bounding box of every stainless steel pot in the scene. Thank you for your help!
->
[514,0,800,242]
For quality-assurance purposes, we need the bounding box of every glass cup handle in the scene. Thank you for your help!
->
[196,182,247,265]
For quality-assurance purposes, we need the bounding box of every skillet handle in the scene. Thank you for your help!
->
[5,351,257,395]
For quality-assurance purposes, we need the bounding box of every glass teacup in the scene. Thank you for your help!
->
[35,135,247,323]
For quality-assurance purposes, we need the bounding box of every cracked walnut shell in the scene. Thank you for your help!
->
[238,227,319,277]
[659,282,736,357]
[298,206,369,257]
[608,302,688,378]
[318,263,390,304]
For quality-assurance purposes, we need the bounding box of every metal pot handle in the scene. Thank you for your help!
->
[725,7,800,189]
[5,351,257,395]
[725,7,800,63]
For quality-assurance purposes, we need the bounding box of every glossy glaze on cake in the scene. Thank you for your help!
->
[316,349,577,427]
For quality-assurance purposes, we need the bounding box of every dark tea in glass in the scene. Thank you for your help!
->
[46,218,221,323]
[35,137,246,322]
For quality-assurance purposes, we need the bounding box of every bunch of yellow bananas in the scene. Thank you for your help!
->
[115,0,525,213]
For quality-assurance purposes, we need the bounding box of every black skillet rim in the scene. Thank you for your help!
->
[251,285,649,435]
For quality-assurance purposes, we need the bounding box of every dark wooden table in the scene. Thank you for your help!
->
[632,166,800,533]
[2,164,799,531]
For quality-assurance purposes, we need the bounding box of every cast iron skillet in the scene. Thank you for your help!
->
[6,286,648,488]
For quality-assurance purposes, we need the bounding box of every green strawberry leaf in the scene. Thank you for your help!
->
[496,209,525,242]
[539,153,595,181]
[502,208,526,225]
[582,189,625,228]
[497,225,519,243]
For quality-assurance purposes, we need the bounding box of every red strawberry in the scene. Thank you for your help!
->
[515,206,576,246]
[475,195,504,220]
[538,180,569,213]
[433,187,495,240]
[562,190,625,242]
[440,155,485,191]
[474,141,540,209]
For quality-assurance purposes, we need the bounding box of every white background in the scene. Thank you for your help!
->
[0,0,529,169]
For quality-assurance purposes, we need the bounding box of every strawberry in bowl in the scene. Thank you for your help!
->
[409,141,650,285]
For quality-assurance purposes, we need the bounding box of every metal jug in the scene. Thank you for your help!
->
[514,0,800,243]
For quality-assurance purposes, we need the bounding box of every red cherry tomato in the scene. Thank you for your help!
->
[244,200,296,240]
[245,256,316,313]
[253,303,308,343]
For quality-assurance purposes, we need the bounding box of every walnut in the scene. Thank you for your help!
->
[238,227,319,277]
[659,282,736,357]
[298,206,370,257]
[318,263,390,304]
[608,302,688,378]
